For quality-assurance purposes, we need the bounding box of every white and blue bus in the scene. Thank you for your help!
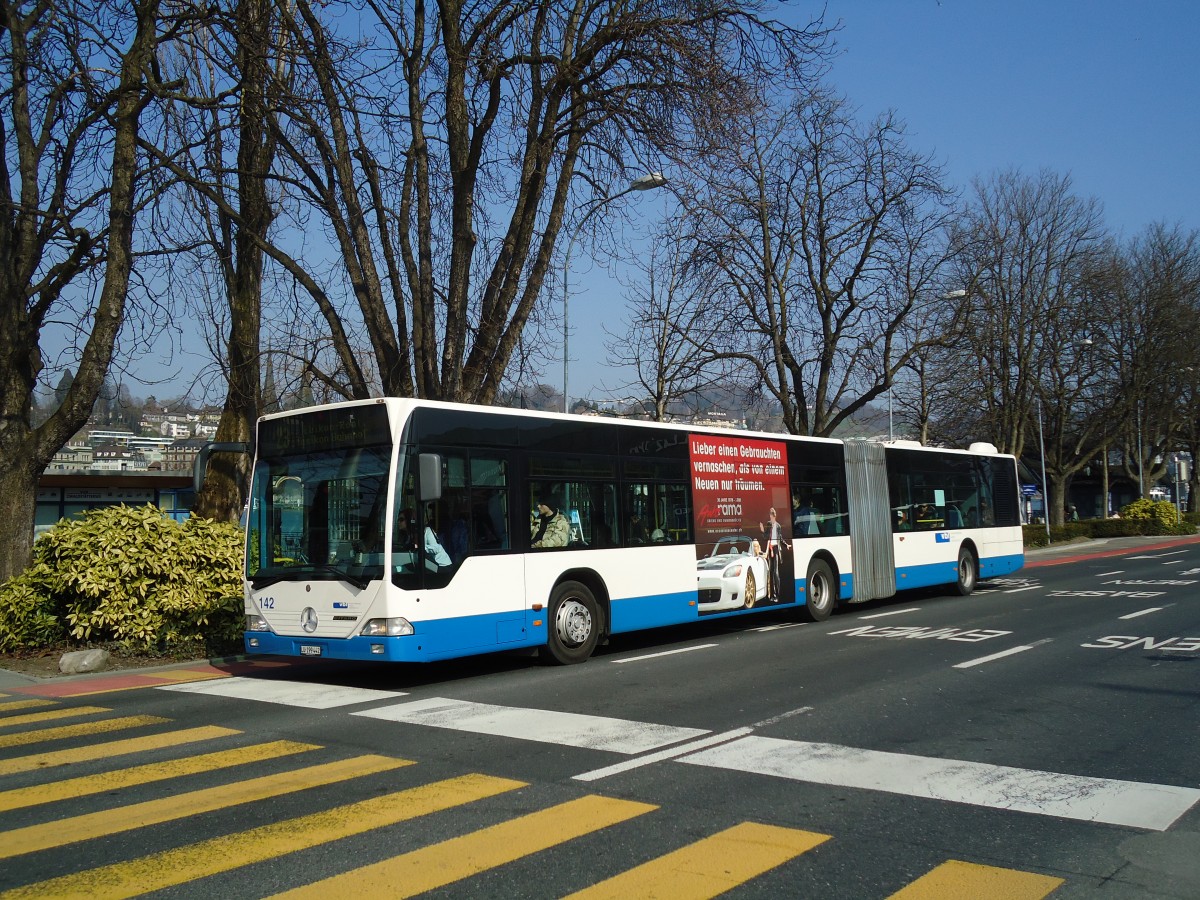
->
[208,398,1023,665]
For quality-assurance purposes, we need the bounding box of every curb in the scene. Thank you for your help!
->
[1023,534,1200,568]
[0,655,248,689]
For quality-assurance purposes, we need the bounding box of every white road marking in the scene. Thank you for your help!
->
[573,728,753,782]
[611,644,718,663]
[678,736,1200,830]
[355,697,709,754]
[1097,571,1124,576]
[1119,608,1165,620]
[159,677,405,709]
[954,640,1051,669]
[1003,585,1042,594]
[751,623,806,632]
[1128,551,1188,559]
[857,608,921,620]
[751,706,814,728]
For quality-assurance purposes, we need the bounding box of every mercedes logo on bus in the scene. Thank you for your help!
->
[301,607,319,633]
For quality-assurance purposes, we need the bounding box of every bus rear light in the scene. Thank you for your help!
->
[361,617,414,637]
[246,615,271,632]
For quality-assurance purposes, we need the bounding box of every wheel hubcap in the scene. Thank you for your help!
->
[556,599,592,646]
[811,575,830,610]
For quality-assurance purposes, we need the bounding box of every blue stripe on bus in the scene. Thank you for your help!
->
[245,608,547,663]
[894,552,1024,591]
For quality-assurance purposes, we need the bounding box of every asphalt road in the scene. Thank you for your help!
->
[2,535,1198,898]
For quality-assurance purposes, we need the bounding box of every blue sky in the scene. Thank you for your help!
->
[573,0,1200,401]
[79,1,1197,405]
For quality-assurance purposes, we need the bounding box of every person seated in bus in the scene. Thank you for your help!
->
[895,508,912,531]
[530,493,569,548]
[394,507,415,551]
[793,496,820,535]
[628,510,650,544]
[421,503,452,567]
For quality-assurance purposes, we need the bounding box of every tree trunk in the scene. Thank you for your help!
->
[193,0,273,521]
[0,464,40,582]
[0,0,160,582]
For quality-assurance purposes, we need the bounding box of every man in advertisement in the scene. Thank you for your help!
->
[761,506,790,601]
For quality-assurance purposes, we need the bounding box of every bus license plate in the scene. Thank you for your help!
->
[300,645,322,656]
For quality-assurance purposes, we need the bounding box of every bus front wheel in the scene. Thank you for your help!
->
[804,559,835,622]
[541,580,600,665]
[956,548,978,596]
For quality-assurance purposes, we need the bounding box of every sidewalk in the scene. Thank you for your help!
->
[1023,532,1200,568]
[0,655,256,696]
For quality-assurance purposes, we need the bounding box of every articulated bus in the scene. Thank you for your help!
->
[214,398,1023,665]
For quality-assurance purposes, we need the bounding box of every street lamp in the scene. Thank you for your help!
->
[562,172,668,413]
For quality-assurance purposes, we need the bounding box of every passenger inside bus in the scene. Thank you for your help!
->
[530,492,569,548]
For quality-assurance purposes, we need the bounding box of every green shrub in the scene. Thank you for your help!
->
[0,505,244,654]
[0,563,65,652]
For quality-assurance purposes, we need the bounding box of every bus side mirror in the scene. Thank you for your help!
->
[417,453,442,502]
[193,441,250,494]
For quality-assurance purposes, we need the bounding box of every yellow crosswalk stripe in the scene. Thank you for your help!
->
[887,860,1065,899]
[0,699,56,715]
[0,715,169,749]
[0,753,414,859]
[0,725,240,776]
[0,706,110,728]
[272,794,659,898]
[1,773,525,899]
[565,822,831,900]
[0,739,320,813]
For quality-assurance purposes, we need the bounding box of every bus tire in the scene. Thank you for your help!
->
[955,547,978,596]
[541,580,600,665]
[804,559,835,622]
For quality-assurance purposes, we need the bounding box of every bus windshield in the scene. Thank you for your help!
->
[246,443,392,588]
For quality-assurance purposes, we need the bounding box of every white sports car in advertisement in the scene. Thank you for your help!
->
[696,534,769,612]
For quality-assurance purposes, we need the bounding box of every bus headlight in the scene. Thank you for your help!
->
[245,615,271,632]
[361,617,414,637]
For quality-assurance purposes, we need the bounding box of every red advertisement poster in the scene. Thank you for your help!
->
[689,435,795,611]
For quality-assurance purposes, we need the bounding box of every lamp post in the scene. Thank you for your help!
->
[562,172,668,413]
[1036,396,1051,542]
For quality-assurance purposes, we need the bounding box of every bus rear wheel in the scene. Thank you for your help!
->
[541,580,600,665]
[956,548,978,596]
[804,559,835,622]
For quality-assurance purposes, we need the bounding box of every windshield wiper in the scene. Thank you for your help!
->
[250,564,372,590]
[309,563,372,590]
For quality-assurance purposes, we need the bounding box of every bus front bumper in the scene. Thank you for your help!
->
[244,631,419,662]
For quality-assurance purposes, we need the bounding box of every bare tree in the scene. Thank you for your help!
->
[938,170,1111,523]
[250,0,829,405]
[155,0,289,520]
[1109,223,1200,500]
[605,222,731,420]
[0,0,168,581]
[681,88,955,437]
